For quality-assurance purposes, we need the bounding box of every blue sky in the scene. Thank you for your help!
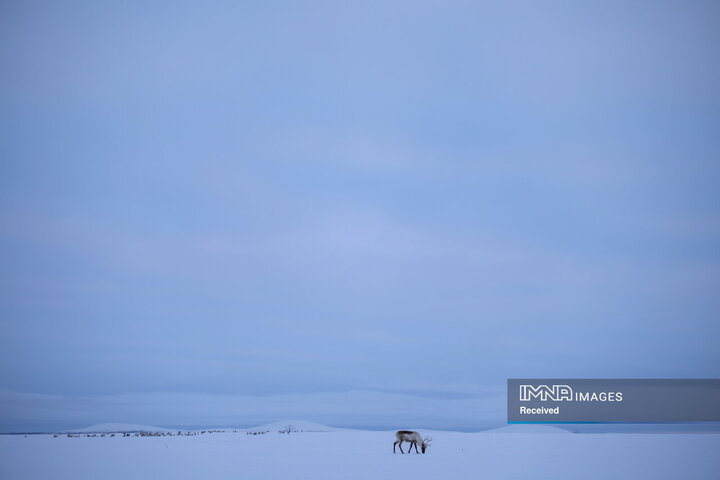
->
[1,0,719,432]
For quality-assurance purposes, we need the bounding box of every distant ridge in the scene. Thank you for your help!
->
[66,423,175,433]
[65,420,341,434]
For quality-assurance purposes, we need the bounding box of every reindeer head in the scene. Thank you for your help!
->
[421,436,432,453]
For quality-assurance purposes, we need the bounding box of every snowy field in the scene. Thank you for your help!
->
[1,422,719,480]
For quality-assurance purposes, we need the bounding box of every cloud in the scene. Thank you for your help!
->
[1,0,719,431]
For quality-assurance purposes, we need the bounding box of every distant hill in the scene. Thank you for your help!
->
[65,423,175,433]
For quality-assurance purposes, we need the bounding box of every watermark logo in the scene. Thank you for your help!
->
[508,379,720,423]
[519,384,573,401]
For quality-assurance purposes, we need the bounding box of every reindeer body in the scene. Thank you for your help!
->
[393,430,431,454]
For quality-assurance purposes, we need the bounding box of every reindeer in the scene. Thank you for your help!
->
[393,430,432,454]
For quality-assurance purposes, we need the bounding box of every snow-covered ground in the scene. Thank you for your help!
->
[1,423,718,479]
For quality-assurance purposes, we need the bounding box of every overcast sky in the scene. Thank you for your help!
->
[1,0,719,432]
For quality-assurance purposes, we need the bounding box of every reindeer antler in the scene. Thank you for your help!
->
[423,435,432,445]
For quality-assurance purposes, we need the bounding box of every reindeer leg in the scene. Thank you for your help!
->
[413,442,419,453]
[393,441,398,453]
[399,441,405,454]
